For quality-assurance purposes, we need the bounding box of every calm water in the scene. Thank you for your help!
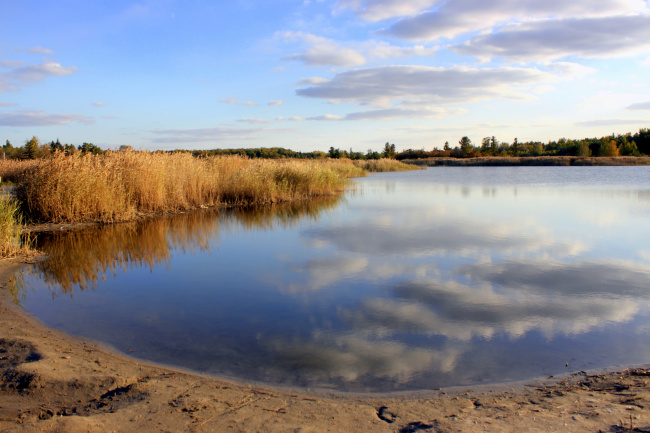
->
[11,166,650,392]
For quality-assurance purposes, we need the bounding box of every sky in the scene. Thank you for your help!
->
[1,0,650,152]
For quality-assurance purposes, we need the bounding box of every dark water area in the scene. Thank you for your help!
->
[11,166,650,392]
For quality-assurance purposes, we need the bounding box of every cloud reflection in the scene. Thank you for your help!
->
[304,210,585,257]
[343,258,650,342]
[271,334,460,385]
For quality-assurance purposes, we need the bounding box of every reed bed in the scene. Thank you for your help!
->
[352,158,423,172]
[0,159,41,184]
[17,152,363,223]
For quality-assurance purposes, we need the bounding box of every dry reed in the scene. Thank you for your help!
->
[0,198,33,258]
[352,159,423,172]
[17,152,362,223]
[0,159,41,184]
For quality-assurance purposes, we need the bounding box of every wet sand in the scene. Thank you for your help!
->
[1,259,649,433]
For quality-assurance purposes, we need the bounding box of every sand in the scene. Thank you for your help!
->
[1,258,649,433]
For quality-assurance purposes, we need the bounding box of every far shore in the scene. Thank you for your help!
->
[1,258,649,432]
[403,155,650,166]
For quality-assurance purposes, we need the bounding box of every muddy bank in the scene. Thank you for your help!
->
[1,259,649,433]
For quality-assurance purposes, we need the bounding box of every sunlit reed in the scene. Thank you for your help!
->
[17,152,368,223]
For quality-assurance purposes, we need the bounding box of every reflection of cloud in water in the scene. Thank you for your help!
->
[344,258,650,341]
[271,334,460,383]
[304,213,585,257]
[458,259,650,298]
[284,255,429,292]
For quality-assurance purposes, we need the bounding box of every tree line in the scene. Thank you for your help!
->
[396,129,650,160]
[3,128,649,161]
[2,136,106,159]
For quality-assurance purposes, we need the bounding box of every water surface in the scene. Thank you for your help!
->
[12,166,650,392]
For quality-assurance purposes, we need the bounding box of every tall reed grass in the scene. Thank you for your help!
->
[0,198,32,258]
[352,159,423,172]
[0,159,41,184]
[17,152,362,223]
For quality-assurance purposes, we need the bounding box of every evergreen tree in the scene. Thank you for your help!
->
[24,136,39,159]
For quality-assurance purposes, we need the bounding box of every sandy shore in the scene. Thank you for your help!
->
[1,259,649,433]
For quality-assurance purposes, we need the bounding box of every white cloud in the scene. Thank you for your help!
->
[151,126,268,143]
[0,102,17,107]
[279,31,438,67]
[306,114,343,121]
[219,97,258,106]
[364,41,437,59]
[92,102,108,107]
[280,32,366,67]
[336,0,442,22]
[0,60,27,69]
[627,101,650,110]
[236,118,274,124]
[8,61,77,83]
[22,46,55,54]
[296,65,552,106]
[343,106,467,120]
[575,118,649,127]
[453,15,650,62]
[268,100,283,106]
[0,59,77,93]
[381,0,648,41]
[0,110,94,126]
[297,77,329,85]
[545,62,596,78]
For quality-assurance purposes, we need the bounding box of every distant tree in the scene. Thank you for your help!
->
[599,140,620,157]
[78,142,103,155]
[530,142,544,156]
[620,139,640,156]
[443,141,451,151]
[458,136,473,157]
[490,136,499,155]
[328,146,340,159]
[118,145,133,152]
[24,136,39,159]
[511,138,520,156]
[576,141,591,157]
[366,149,381,159]
[50,139,64,153]
[382,142,396,158]
[481,137,491,154]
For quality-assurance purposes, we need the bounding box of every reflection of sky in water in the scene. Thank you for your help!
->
[15,167,650,392]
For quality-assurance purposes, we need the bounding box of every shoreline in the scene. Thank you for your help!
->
[1,259,649,432]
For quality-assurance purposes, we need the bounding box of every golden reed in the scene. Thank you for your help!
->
[16,152,375,223]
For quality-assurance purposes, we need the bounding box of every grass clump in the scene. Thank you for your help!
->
[0,198,32,258]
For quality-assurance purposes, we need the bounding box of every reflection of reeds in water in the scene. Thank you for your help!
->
[17,152,363,223]
[30,196,341,294]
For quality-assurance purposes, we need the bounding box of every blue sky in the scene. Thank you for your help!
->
[1,0,649,152]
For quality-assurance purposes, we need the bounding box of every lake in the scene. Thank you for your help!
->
[12,166,650,392]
